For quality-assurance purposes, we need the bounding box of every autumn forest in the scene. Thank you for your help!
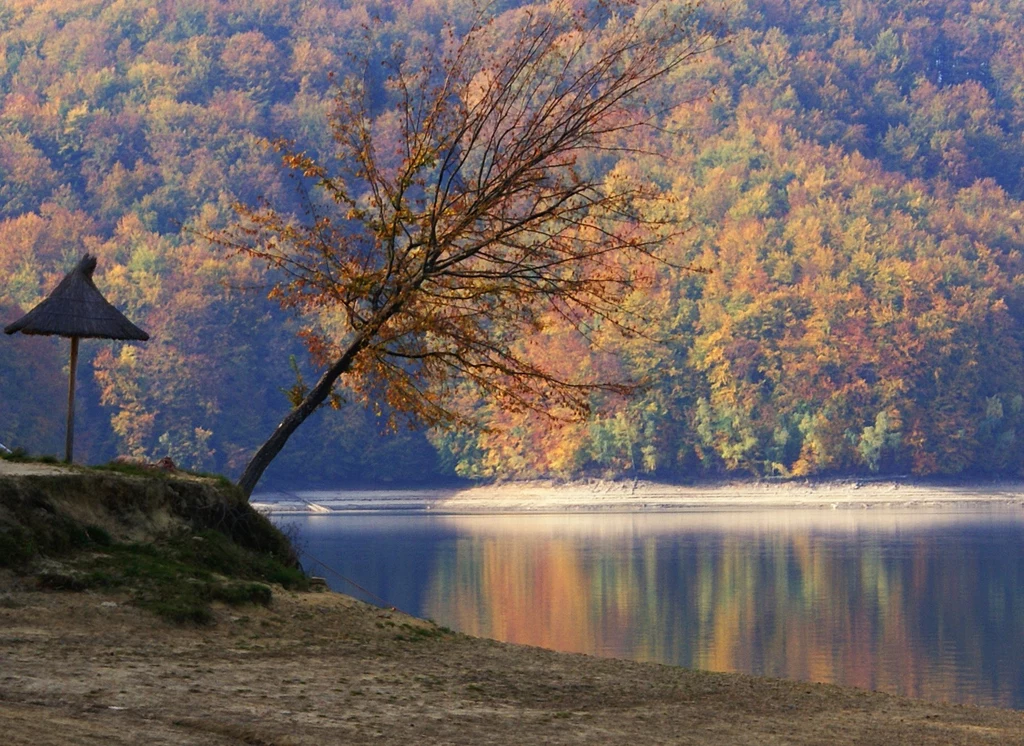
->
[3,0,1024,486]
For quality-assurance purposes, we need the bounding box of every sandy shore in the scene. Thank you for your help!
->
[2,583,1023,745]
[252,478,1024,514]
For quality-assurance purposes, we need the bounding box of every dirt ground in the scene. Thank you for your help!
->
[2,580,1023,746]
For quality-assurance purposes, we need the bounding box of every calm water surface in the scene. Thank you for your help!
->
[280,508,1024,709]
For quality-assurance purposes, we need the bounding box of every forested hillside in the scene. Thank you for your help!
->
[0,0,448,485]
[3,0,1024,483]
[434,0,1024,479]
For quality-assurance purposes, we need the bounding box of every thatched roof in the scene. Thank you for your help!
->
[4,254,149,341]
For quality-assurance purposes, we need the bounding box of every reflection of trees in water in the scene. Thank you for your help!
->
[423,527,1024,708]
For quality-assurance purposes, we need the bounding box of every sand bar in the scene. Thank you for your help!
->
[252,478,1024,514]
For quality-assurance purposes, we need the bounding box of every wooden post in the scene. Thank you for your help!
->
[65,336,79,463]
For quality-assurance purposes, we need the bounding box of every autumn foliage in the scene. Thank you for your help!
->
[2,0,1024,484]
[213,0,713,495]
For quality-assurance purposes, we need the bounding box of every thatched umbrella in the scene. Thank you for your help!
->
[4,254,149,463]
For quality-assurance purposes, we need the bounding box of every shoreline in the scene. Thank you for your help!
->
[4,586,1024,745]
[252,477,1024,514]
[3,464,1024,743]
[4,459,1022,513]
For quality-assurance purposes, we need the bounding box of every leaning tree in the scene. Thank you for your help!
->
[213,0,716,497]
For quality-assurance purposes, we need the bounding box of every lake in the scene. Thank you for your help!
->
[276,508,1024,709]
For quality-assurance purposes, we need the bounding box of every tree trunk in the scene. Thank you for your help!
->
[238,340,364,498]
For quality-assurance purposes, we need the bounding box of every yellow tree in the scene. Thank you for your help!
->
[212,0,714,496]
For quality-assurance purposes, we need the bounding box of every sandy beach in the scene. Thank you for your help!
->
[3,583,1024,746]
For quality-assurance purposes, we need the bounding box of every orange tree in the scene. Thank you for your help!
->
[213,0,715,497]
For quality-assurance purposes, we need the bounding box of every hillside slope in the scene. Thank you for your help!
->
[3,0,1024,481]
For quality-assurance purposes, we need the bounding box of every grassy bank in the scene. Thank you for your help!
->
[0,462,307,623]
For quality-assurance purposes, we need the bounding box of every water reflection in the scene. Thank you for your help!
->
[290,509,1024,709]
